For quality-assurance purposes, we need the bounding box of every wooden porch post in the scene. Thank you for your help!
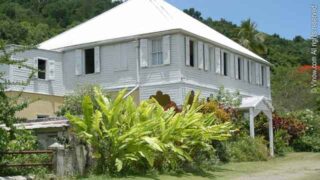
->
[268,115,274,157]
[249,108,255,138]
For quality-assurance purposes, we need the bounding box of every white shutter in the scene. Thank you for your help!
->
[47,60,55,80]
[243,59,248,82]
[235,55,239,79]
[75,49,82,76]
[140,39,148,68]
[185,37,190,66]
[33,58,38,78]
[197,41,204,69]
[215,47,221,74]
[204,43,209,71]
[255,63,260,85]
[229,53,234,78]
[210,47,215,71]
[94,46,100,73]
[266,66,271,87]
[162,35,171,65]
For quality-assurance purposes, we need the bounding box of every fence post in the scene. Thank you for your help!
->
[49,142,65,177]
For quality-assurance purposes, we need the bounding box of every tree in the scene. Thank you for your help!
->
[271,66,318,113]
[183,8,204,22]
[238,19,267,56]
[0,40,35,150]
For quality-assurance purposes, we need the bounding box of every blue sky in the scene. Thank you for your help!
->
[167,0,318,40]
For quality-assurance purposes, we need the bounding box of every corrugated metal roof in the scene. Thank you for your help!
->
[39,0,269,64]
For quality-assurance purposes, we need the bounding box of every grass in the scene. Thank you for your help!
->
[79,152,320,180]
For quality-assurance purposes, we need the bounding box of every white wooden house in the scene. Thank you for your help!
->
[2,0,274,155]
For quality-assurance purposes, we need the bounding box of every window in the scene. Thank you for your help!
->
[38,59,46,79]
[223,52,228,76]
[37,115,49,119]
[151,39,163,65]
[237,57,242,80]
[85,48,95,74]
[261,66,265,86]
[189,40,195,67]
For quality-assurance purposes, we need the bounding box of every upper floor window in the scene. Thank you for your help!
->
[38,59,46,79]
[261,66,265,86]
[237,57,242,80]
[223,52,228,76]
[85,48,95,74]
[189,40,195,67]
[151,39,163,65]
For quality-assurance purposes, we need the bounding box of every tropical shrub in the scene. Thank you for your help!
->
[67,89,233,175]
[225,136,269,162]
[199,101,231,122]
[272,114,305,140]
[290,110,320,152]
[56,84,107,116]
[0,129,50,176]
[274,130,291,156]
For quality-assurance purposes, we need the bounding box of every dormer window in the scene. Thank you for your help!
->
[38,59,46,79]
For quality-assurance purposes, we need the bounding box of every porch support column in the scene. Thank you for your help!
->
[268,115,274,157]
[249,107,255,138]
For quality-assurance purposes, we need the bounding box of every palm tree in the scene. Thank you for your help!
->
[238,19,267,56]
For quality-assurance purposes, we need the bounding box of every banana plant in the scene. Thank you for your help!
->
[67,87,233,174]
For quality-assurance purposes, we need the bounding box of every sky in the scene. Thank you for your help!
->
[166,0,319,40]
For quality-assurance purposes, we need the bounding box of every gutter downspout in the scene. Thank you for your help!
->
[124,39,140,99]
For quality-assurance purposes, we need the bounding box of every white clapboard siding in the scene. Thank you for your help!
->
[185,37,190,66]
[94,46,101,73]
[140,39,148,68]
[47,60,55,80]
[75,49,82,75]
[197,41,204,69]
[162,35,171,65]
[204,43,209,71]
[255,63,260,85]
[215,47,221,74]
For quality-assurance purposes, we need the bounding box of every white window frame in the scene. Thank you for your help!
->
[151,38,163,66]
[36,57,48,80]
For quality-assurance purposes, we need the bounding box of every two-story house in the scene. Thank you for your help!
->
[2,0,274,155]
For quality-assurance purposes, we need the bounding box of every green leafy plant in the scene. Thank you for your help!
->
[67,88,233,175]
[225,136,269,162]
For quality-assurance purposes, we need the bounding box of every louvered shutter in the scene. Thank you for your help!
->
[204,43,209,71]
[47,60,55,80]
[75,49,82,75]
[229,53,235,78]
[243,59,248,82]
[197,41,204,69]
[33,58,38,78]
[235,55,239,79]
[215,47,221,74]
[255,63,260,85]
[185,37,190,66]
[162,35,171,65]
[94,46,100,73]
[140,39,148,68]
[266,66,270,87]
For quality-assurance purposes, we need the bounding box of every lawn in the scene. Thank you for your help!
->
[80,153,320,180]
